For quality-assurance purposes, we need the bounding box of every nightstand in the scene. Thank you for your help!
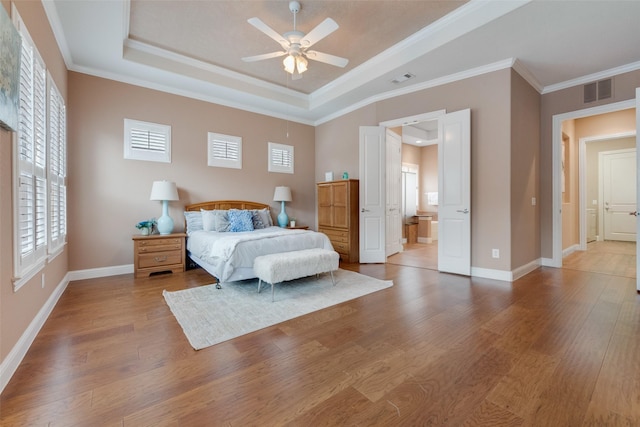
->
[132,233,186,278]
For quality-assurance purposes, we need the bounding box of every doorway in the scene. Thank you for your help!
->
[556,107,637,278]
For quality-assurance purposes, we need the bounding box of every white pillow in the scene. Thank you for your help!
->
[201,209,230,232]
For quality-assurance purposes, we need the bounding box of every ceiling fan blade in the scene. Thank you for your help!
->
[242,51,287,62]
[247,17,288,48]
[301,18,339,48]
[305,50,349,68]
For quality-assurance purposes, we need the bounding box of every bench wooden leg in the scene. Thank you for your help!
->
[330,270,336,286]
[258,279,263,294]
[271,283,276,302]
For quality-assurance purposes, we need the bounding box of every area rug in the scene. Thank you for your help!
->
[163,269,393,350]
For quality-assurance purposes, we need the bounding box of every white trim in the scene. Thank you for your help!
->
[67,264,134,282]
[512,259,541,281]
[316,59,513,126]
[551,99,635,268]
[563,244,580,258]
[0,273,70,394]
[470,266,512,282]
[542,61,640,95]
[417,237,432,244]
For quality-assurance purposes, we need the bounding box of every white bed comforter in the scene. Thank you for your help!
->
[187,226,334,282]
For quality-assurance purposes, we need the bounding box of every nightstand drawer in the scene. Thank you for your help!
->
[138,250,182,268]
[137,243,182,253]
[137,237,182,247]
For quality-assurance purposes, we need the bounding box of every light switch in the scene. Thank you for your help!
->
[531,197,536,206]
[592,200,598,205]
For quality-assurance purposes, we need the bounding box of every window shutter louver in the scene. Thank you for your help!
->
[124,119,171,163]
[268,142,294,174]
[207,132,242,169]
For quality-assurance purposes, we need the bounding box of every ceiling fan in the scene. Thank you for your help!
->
[241,1,349,79]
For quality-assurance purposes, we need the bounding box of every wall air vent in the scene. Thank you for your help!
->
[391,72,415,84]
[598,78,612,100]
[583,78,613,104]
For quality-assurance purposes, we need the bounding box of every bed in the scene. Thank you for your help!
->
[184,200,334,282]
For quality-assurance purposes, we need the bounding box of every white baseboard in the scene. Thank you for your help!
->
[471,267,512,282]
[417,237,433,244]
[541,257,559,267]
[470,258,541,283]
[0,273,70,394]
[562,244,580,258]
[67,264,133,281]
[511,258,541,281]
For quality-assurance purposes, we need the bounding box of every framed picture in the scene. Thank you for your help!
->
[0,6,21,132]
[325,171,333,181]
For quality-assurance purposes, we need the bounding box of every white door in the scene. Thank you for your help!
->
[438,109,471,275]
[359,126,386,263]
[602,149,636,241]
[386,129,402,256]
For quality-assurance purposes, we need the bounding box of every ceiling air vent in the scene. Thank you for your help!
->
[583,78,613,103]
[391,72,415,84]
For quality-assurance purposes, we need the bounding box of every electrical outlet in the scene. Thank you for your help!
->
[492,249,500,259]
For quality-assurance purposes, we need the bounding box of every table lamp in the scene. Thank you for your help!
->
[273,186,292,227]
[150,180,179,235]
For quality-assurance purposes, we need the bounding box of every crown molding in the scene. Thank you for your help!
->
[542,60,640,94]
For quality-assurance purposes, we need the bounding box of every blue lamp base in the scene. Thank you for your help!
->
[157,200,174,235]
[277,200,288,227]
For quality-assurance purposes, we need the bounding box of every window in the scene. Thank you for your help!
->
[207,132,242,169]
[124,119,171,163]
[13,8,48,289]
[49,77,66,253]
[268,142,294,174]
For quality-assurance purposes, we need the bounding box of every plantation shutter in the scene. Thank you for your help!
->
[268,142,294,174]
[49,79,67,251]
[207,132,242,169]
[17,32,47,273]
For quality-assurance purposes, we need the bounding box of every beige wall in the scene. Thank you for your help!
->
[316,69,514,271]
[540,69,640,258]
[68,72,316,271]
[1,1,68,361]
[510,70,541,269]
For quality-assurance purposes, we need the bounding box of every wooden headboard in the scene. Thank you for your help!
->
[185,200,270,212]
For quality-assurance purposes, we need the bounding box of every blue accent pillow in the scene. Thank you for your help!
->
[228,209,254,232]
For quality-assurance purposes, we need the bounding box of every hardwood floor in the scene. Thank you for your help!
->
[387,242,437,270]
[2,261,639,425]
[562,240,636,278]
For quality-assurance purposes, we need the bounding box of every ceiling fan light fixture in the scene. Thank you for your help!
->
[296,55,308,74]
[283,54,296,73]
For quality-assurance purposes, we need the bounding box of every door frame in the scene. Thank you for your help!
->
[550,99,635,267]
[578,131,636,250]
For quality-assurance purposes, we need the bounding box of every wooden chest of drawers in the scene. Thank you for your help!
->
[132,233,186,278]
[317,179,359,263]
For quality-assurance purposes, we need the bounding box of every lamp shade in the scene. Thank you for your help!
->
[273,186,292,202]
[150,180,179,201]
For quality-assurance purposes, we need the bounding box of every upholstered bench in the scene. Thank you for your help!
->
[254,248,340,301]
